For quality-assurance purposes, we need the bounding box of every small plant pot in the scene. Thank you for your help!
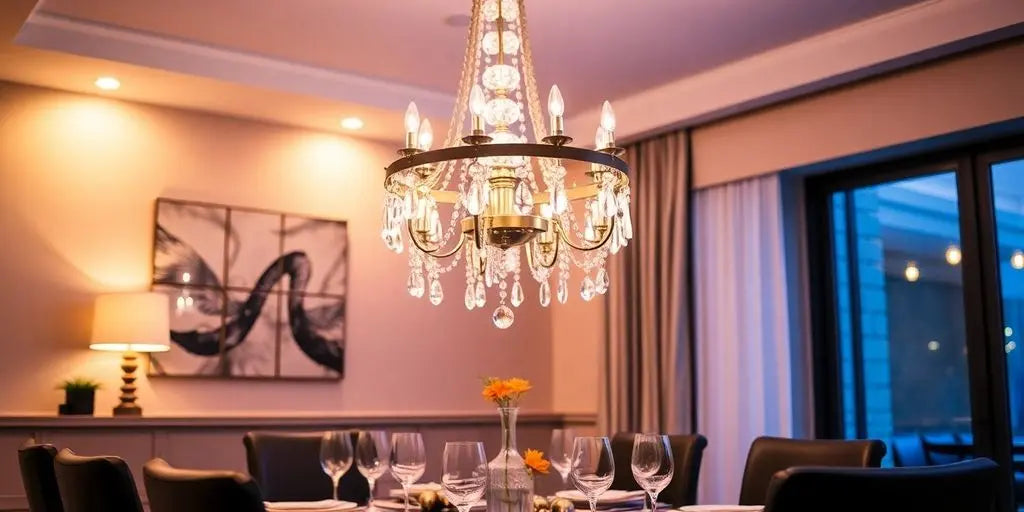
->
[60,389,95,416]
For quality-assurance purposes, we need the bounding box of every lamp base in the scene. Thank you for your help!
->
[113,404,142,416]
[114,350,144,418]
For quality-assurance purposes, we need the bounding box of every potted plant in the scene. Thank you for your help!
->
[57,377,101,416]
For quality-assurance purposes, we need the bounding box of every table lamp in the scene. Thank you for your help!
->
[89,292,170,416]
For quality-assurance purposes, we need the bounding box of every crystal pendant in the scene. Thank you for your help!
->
[403,188,417,219]
[464,283,476,310]
[407,272,425,298]
[492,304,515,329]
[609,224,622,255]
[429,209,442,242]
[475,281,487,307]
[466,179,488,215]
[429,279,444,306]
[557,278,568,304]
[596,268,610,294]
[581,276,596,301]
[539,280,551,307]
[511,281,525,307]
[602,186,618,217]
[514,181,533,214]
[584,216,596,242]
[551,184,568,214]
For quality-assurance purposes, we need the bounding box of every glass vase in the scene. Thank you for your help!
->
[486,407,533,512]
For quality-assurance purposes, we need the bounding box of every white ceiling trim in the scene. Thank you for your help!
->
[14,10,457,119]
[567,0,1024,142]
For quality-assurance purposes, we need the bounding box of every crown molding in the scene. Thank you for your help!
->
[14,10,456,119]
[567,0,1024,142]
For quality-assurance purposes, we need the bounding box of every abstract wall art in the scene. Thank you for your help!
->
[150,198,347,380]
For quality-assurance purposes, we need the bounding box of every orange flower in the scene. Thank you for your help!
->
[504,378,532,394]
[523,449,550,475]
[482,378,511,402]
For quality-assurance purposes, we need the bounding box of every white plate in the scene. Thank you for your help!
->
[264,499,359,512]
[554,490,647,504]
[677,506,763,512]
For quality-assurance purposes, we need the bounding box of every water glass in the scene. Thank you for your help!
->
[357,430,391,507]
[570,436,615,512]
[441,441,488,512]
[549,428,575,488]
[320,431,354,501]
[630,434,674,512]
[390,432,427,512]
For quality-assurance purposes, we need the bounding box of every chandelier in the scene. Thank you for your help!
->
[381,0,632,328]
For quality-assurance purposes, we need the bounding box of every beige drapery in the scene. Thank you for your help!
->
[600,130,692,435]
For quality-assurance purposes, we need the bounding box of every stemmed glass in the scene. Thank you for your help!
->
[356,430,391,509]
[630,434,674,512]
[390,432,427,512]
[441,442,488,512]
[549,428,575,488]
[320,431,354,501]
[570,436,615,512]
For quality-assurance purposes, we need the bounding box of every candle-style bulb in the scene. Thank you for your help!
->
[600,100,616,133]
[418,119,433,151]
[548,85,564,117]
[404,102,420,134]
[470,85,486,117]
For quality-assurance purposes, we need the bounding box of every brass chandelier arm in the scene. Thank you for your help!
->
[406,221,467,258]
[526,237,560,270]
[555,216,616,252]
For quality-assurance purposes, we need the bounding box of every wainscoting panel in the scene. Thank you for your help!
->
[0,413,597,512]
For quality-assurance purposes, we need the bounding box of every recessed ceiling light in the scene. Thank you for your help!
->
[340,117,364,130]
[94,76,120,91]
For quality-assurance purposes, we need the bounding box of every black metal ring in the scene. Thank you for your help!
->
[385,143,629,180]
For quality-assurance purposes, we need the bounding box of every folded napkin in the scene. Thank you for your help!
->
[264,499,358,512]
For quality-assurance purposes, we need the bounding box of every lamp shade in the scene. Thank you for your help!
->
[90,292,171,353]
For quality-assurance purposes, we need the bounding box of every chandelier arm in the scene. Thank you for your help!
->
[406,221,467,258]
[386,144,629,178]
[555,216,616,252]
[526,238,559,270]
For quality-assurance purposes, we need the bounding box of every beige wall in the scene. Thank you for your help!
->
[0,82,561,416]
[692,39,1024,188]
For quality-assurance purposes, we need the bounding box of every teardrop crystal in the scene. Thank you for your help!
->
[492,305,515,329]
[429,278,443,306]
[596,268,610,294]
[407,272,425,298]
[584,216,596,242]
[557,278,568,304]
[609,224,622,254]
[465,179,487,215]
[511,281,525,307]
[464,283,476,310]
[581,276,596,301]
[553,184,568,214]
[539,280,551,307]
[602,186,618,217]
[403,188,417,219]
[514,181,534,214]
[475,281,487,307]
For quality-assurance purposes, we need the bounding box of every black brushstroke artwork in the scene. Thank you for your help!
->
[150,199,347,379]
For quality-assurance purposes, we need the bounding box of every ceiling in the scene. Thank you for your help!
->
[2,0,1005,142]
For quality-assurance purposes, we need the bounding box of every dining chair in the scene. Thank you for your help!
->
[889,434,927,467]
[243,431,370,503]
[53,448,143,512]
[738,436,886,505]
[609,432,708,507]
[144,458,265,512]
[18,442,64,512]
[762,458,999,512]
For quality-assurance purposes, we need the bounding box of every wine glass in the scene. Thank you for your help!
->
[570,436,615,512]
[441,442,488,512]
[390,432,427,512]
[320,431,354,501]
[630,434,674,512]
[549,428,575,488]
[357,430,391,508]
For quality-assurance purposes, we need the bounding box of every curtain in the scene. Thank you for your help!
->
[694,174,793,504]
[601,130,691,436]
